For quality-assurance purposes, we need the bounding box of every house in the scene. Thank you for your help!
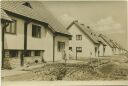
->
[109,40,120,55]
[1,1,71,69]
[99,34,115,56]
[115,42,125,54]
[1,9,12,68]
[67,20,106,60]
[96,35,107,56]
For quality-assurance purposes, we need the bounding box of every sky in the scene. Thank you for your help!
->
[42,1,127,49]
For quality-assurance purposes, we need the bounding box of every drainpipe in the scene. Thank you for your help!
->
[53,35,56,62]
[21,20,31,66]
[2,21,9,68]
[76,47,78,60]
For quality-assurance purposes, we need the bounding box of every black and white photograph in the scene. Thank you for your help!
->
[0,0,128,86]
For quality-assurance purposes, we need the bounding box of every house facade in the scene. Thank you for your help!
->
[67,21,101,60]
[1,9,13,68]
[1,1,71,69]
[97,37,107,57]
[99,34,114,56]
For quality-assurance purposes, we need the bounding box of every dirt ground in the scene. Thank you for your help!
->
[2,54,128,81]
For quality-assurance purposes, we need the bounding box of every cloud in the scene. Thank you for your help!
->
[92,16,124,34]
[59,14,77,27]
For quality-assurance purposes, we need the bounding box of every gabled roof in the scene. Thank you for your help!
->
[114,42,123,49]
[97,36,107,46]
[1,1,71,36]
[67,20,99,44]
[109,40,119,48]
[99,34,115,48]
[1,9,12,21]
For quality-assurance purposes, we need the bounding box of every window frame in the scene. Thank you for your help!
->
[69,47,72,51]
[5,19,17,34]
[69,36,72,40]
[76,47,82,52]
[58,42,65,52]
[9,50,18,58]
[24,51,31,57]
[32,24,41,38]
[76,35,82,40]
[34,51,41,56]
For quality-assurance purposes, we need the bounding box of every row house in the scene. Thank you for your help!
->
[110,40,121,55]
[114,42,126,54]
[1,9,13,68]
[1,1,71,69]
[99,34,126,56]
[67,20,106,60]
[99,34,116,56]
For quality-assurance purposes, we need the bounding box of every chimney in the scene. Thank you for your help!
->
[87,26,90,29]
[81,24,85,26]
[74,20,78,22]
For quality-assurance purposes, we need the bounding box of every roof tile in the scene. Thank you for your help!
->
[1,1,70,35]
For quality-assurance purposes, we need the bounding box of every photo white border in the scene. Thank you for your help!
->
[0,0,128,86]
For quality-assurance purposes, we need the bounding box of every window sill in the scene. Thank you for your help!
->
[5,32,17,35]
[32,37,41,39]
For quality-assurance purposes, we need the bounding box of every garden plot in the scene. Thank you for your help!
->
[3,55,128,81]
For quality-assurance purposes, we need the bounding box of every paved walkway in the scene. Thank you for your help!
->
[1,63,46,77]
[1,70,27,77]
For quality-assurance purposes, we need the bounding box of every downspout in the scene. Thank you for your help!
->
[53,35,56,62]
[2,21,9,68]
[48,24,56,62]
[21,20,31,66]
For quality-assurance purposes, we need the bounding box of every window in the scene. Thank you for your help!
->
[58,42,65,51]
[69,37,72,40]
[9,50,18,57]
[22,2,32,8]
[76,35,82,40]
[5,19,17,34]
[24,51,31,57]
[103,47,106,52]
[95,47,97,53]
[69,47,72,51]
[87,26,90,28]
[95,47,98,56]
[76,47,82,52]
[32,24,41,38]
[34,51,41,56]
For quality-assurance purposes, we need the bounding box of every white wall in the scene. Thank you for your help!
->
[54,35,69,61]
[27,22,46,50]
[68,24,96,60]
[99,44,104,56]
[27,22,54,62]
[104,45,113,56]
[44,28,54,62]
[114,48,120,55]
[4,16,24,50]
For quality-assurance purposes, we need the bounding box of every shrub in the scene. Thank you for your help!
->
[3,57,12,69]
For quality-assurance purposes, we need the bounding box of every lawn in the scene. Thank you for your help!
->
[3,54,128,81]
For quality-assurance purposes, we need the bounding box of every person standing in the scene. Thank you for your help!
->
[61,49,67,63]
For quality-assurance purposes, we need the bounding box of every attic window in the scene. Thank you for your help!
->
[87,26,90,28]
[22,2,32,8]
